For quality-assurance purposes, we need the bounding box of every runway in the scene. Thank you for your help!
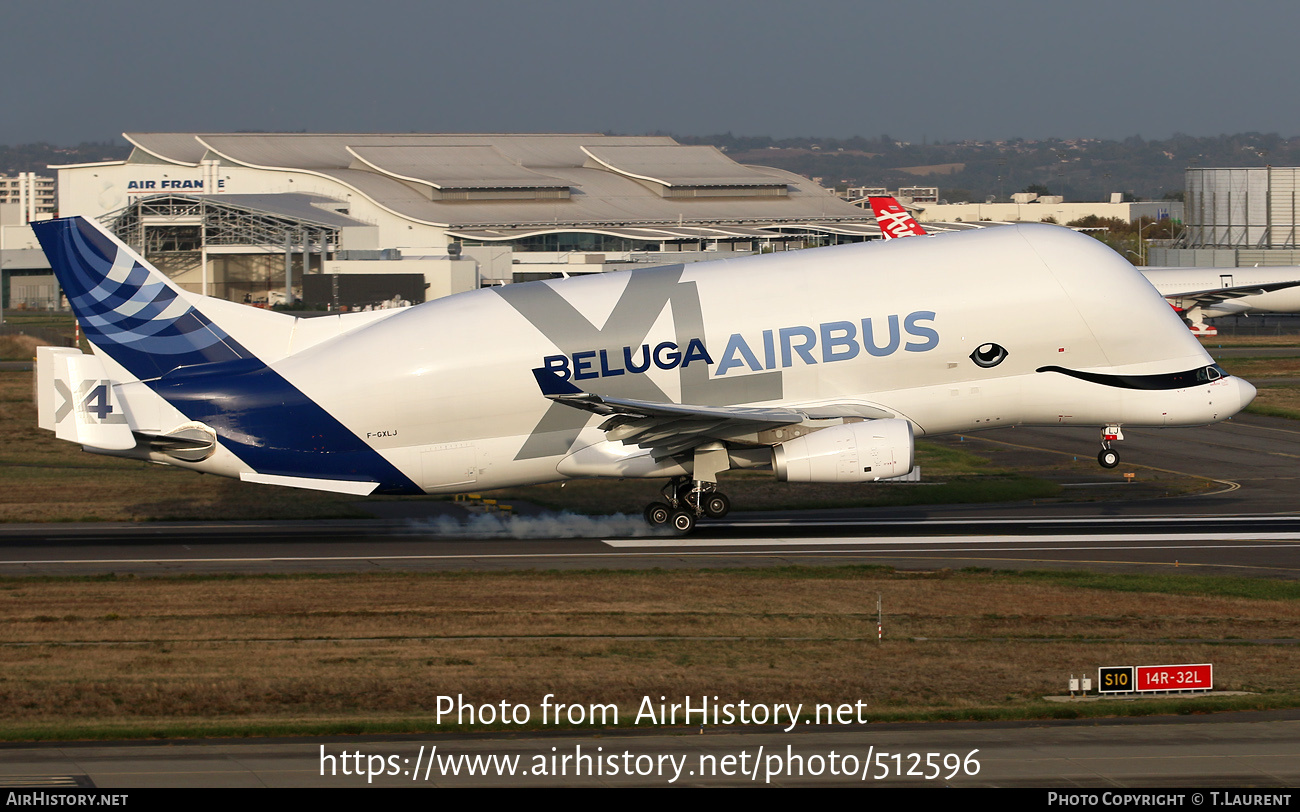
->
[2,514,1300,577]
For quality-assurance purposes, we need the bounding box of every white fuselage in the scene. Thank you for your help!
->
[161,224,1245,493]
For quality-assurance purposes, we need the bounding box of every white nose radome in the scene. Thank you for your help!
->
[1235,377,1257,414]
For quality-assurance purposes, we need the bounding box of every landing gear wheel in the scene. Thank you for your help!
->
[1098,448,1120,469]
[644,502,671,526]
[670,510,696,535]
[702,492,731,519]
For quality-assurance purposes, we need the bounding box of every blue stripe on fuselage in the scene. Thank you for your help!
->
[154,359,422,494]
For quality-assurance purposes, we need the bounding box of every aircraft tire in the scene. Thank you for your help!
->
[670,510,696,535]
[702,493,730,519]
[644,502,672,526]
[1098,448,1120,469]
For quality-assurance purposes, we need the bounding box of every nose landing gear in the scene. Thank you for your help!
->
[1098,425,1123,468]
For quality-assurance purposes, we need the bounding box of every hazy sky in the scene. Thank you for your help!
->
[5,0,1298,145]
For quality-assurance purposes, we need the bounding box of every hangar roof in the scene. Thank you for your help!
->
[580,145,782,188]
[191,193,371,228]
[117,133,880,236]
[347,145,568,191]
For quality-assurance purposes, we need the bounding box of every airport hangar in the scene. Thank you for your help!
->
[52,133,887,308]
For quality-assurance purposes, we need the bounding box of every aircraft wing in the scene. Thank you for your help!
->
[531,368,892,457]
[1164,279,1300,308]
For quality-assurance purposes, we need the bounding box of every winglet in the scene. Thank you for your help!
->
[532,367,584,398]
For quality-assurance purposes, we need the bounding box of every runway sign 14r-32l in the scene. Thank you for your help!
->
[1098,664,1212,694]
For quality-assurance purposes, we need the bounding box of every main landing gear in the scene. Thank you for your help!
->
[1097,425,1123,469]
[643,476,731,534]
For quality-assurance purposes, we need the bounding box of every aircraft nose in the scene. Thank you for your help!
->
[1236,376,1257,412]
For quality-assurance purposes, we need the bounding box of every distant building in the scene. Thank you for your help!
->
[915,196,1182,225]
[0,203,55,311]
[52,133,884,305]
[843,186,939,206]
[1150,167,1300,268]
[0,173,56,220]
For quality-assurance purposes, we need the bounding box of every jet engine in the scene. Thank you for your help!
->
[772,418,914,483]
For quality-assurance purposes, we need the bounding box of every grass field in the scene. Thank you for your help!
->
[2,567,1295,740]
[1247,385,1300,420]
[1199,333,1300,348]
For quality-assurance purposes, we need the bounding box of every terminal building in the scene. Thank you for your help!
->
[53,133,885,307]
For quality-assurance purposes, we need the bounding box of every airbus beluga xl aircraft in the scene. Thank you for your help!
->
[33,216,1253,533]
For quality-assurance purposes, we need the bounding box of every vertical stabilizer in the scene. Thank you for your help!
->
[31,217,257,381]
[869,196,928,239]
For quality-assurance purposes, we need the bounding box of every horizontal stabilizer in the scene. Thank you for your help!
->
[38,347,136,450]
[36,347,82,431]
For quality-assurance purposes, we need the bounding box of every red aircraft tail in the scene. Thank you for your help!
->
[868,196,927,239]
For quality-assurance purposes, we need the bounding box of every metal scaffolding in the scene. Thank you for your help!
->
[103,194,341,249]
[99,194,342,302]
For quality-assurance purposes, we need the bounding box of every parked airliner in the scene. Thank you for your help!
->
[33,217,1253,532]
[1140,266,1300,336]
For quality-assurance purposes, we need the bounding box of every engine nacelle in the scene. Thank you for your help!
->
[772,419,914,483]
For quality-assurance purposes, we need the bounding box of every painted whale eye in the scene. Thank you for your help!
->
[970,342,1008,368]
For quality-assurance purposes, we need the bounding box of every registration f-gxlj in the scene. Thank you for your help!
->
[34,218,1253,532]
